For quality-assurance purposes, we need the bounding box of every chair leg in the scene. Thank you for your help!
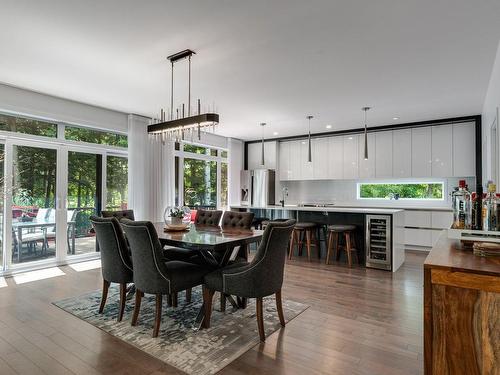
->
[172,292,178,308]
[186,288,192,303]
[275,290,285,327]
[220,293,226,312]
[335,233,341,261]
[326,232,333,265]
[288,230,295,260]
[316,227,321,259]
[153,294,163,338]
[345,232,352,267]
[118,283,127,322]
[131,290,143,326]
[305,230,312,262]
[256,297,265,341]
[167,294,172,307]
[99,279,110,314]
[202,286,215,329]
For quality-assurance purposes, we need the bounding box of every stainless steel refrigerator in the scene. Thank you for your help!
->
[252,169,275,207]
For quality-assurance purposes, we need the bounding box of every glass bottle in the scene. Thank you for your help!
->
[482,183,499,231]
[452,180,471,229]
[471,184,483,230]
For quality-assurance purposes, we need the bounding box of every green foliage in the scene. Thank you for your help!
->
[106,155,128,210]
[359,183,443,199]
[169,207,184,218]
[183,158,217,208]
[65,126,127,147]
[0,114,57,137]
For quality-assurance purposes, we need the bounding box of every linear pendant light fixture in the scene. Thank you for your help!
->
[148,49,219,140]
[307,115,313,162]
[362,106,371,160]
[260,122,266,165]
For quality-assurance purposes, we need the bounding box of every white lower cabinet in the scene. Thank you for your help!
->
[405,228,433,247]
[404,209,453,250]
[431,211,453,229]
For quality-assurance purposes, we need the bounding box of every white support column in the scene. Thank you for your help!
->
[127,114,151,220]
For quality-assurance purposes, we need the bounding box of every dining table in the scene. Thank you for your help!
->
[153,222,264,328]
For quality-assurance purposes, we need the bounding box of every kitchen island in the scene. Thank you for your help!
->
[424,233,500,375]
[230,205,405,271]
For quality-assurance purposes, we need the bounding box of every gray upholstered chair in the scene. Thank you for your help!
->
[90,216,133,322]
[202,219,296,341]
[194,209,223,225]
[101,209,135,221]
[121,219,211,338]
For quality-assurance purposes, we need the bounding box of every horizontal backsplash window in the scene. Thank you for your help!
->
[357,182,444,200]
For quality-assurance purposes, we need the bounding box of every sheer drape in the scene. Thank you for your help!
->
[148,136,175,222]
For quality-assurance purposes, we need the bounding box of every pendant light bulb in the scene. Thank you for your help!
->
[362,107,371,160]
[307,115,313,163]
[260,123,266,166]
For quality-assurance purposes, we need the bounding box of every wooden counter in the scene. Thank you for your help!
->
[424,232,500,375]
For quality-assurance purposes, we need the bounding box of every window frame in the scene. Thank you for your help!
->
[356,180,446,201]
[174,141,229,209]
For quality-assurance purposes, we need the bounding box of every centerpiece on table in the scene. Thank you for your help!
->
[163,206,191,231]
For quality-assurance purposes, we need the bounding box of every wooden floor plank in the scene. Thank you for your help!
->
[0,251,426,375]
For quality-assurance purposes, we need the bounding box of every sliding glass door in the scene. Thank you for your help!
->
[67,150,101,256]
[9,141,58,266]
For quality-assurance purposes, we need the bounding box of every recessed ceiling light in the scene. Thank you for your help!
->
[273,131,279,136]
[393,117,400,120]
[326,124,332,129]
[301,141,306,145]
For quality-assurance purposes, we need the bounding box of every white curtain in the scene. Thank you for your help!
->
[148,135,176,222]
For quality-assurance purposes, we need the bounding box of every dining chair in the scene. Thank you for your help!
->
[101,209,135,221]
[202,219,296,341]
[218,211,255,310]
[121,219,212,338]
[163,209,223,304]
[90,216,133,322]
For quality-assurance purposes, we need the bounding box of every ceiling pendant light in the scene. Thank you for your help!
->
[362,107,371,160]
[307,115,313,162]
[147,49,219,140]
[260,122,266,166]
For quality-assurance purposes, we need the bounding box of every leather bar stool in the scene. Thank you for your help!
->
[326,224,358,267]
[288,222,320,261]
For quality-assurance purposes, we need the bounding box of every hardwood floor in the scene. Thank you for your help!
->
[0,251,425,375]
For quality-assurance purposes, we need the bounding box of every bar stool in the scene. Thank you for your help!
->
[326,225,358,267]
[288,222,320,261]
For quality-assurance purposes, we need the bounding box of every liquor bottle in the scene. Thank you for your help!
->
[482,183,499,231]
[471,184,483,230]
[452,180,471,229]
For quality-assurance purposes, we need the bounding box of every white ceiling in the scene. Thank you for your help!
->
[1,0,500,140]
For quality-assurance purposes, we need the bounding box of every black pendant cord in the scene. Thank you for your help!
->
[188,55,191,116]
[170,61,174,120]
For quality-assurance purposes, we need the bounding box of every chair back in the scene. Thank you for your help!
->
[36,208,50,221]
[101,209,135,221]
[90,216,133,284]
[121,220,171,295]
[194,209,222,226]
[226,219,295,297]
[221,211,255,230]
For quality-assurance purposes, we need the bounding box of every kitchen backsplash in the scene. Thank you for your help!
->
[279,177,476,208]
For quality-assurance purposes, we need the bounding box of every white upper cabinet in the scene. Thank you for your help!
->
[453,122,476,177]
[288,140,302,180]
[375,131,393,178]
[393,129,412,178]
[411,127,432,177]
[431,125,453,177]
[358,133,376,178]
[343,135,359,179]
[312,138,329,179]
[328,136,343,179]
[247,141,276,170]
[279,141,290,181]
[300,139,314,180]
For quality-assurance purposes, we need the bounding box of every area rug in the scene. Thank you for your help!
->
[53,286,308,375]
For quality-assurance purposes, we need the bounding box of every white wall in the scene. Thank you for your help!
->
[228,138,243,205]
[0,83,128,132]
[482,39,500,184]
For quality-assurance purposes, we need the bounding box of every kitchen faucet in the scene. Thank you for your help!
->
[279,187,289,207]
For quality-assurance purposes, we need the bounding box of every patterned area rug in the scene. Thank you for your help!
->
[53,286,308,375]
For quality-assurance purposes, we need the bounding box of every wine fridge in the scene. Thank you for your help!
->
[365,214,392,270]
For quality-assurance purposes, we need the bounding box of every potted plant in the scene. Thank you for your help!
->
[169,207,185,225]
